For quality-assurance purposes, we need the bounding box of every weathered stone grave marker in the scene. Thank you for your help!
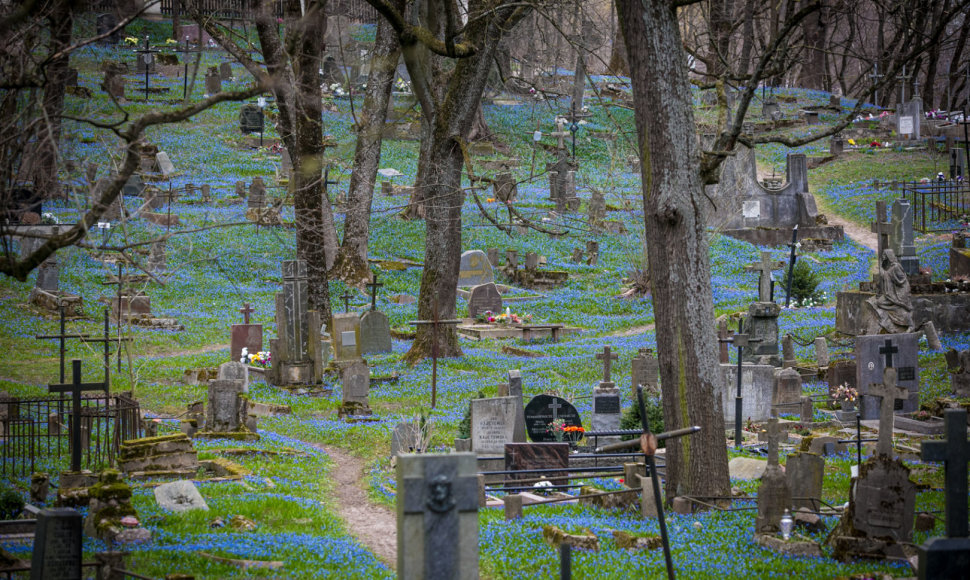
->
[467,282,503,318]
[470,396,522,454]
[339,360,371,417]
[457,250,494,287]
[756,413,791,534]
[591,346,621,444]
[231,302,263,364]
[856,333,919,419]
[397,453,479,579]
[30,507,82,580]
[360,274,392,354]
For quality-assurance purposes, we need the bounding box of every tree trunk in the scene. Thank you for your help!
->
[616,0,731,501]
[332,0,403,287]
[799,0,826,90]
[29,0,73,201]
[256,0,335,319]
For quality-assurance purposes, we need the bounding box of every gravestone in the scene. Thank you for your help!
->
[30,507,82,580]
[96,13,123,45]
[331,313,362,362]
[154,480,208,513]
[917,409,970,579]
[786,451,825,511]
[523,394,582,442]
[269,260,322,386]
[123,174,144,197]
[201,183,211,203]
[234,181,246,199]
[631,348,659,399]
[102,63,126,98]
[890,198,920,276]
[204,379,251,435]
[856,333,919,419]
[470,396,522,454]
[231,303,263,365]
[815,337,830,368]
[588,188,606,228]
[591,347,621,444]
[772,367,802,415]
[248,176,266,209]
[896,98,922,140]
[467,282,503,318]
[392,422,423,456]
[486,248,500,267]
[217,361,248,391]
[239,104,264,134]
[36,257,59,292]
[743,302,782,367]
[828,359,857,397]
[871,367,908,456]
[340,361,371,414]
[756,414,791,534]
[457,250,494,287]
[360,310,392,354]
[397,453,478,579]
[831,455,917,555]
[504,442,569,484]
[493,172,517,202]
[148,241,166,274]
[204,66,221,94]
[135,50,156,74]
[946,348,970,397]
[950,147,966,179]
[154,151,175,176]
[720,363,776,424]
[219,61,232,81]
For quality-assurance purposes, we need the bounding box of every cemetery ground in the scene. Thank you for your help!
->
[2,37,969,579]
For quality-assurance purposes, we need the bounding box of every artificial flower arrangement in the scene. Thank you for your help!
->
[475,307,533,326]
[547,418,585,442]
[831,383,858,404]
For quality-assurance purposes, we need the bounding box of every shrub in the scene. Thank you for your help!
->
[0,487,24,520]
[781,260,825,307]
[457,390,486,440]
[619,395,664,446]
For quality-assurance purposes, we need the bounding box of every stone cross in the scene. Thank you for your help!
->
[596,346,619,384]
[366,274,383,311]
[870,367,907,456]
[870,201,892,259]
[239,302,254,325]
[551,117,568,150]
[897,64,911,103]
[399,454,479,578]
[745,251,785,303]
[281,260,309,362]
[921,408,969,538]
[48,360,107,472]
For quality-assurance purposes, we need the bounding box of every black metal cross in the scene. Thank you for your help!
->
[408,296,462,408]
[568,103,580,158]
[838,413,877,470]
[239,302,255,324]
[35,303,90,383]
[133,35,160,101]
[323,165,340,201]
[731,319,762,448]
[880,338,898,368]
[48,360,107,472]
[596,346,618,383]
[80,308,132,390]
[921,409,970,538]
[365,274,383,311]
[340,290,355,313]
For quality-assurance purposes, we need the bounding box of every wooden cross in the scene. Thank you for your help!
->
[870,201,892,258]
[340,290,355,313]
[49,360,108,472]
[921,408,970,538]
[366,274,383,311]
[408,297,462,408]
[596,346,619,383]
[879,338,899,368]
[745,251,785,303]
[870,367,908,456]
[716,320,733,364]
[239,302,255,324]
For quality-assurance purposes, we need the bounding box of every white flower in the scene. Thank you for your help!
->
[240,347,248,364]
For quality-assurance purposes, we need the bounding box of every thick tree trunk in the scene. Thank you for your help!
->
[30,0,73,200]
[333,1,403,287]
[799,0,826,90]
[616,0,731,501]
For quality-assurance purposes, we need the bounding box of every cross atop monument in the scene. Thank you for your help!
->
[870,201,892,258]
[880,338,899,368]
[897,64,911,103]
[921,408,970,538]
[49,360,108,472]
[239,302,255,325]
[366,274,383,311]
[745,251,785,303]
[596,346,619,383]
[870,367,907,456]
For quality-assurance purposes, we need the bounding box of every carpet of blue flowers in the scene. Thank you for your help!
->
[1,18,967,579]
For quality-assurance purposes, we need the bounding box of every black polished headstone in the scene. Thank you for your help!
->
[523,394,582,442]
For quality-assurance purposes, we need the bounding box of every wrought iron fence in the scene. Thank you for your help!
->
[0,394,141,479]
[899,180,970,233]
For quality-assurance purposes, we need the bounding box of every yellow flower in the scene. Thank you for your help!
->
[124,36,139,45]
[165,38,178,45]
[847,138,856,146]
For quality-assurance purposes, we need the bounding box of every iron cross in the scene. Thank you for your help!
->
[408,296,462,408]
[49,360,108,472]
[366,274,383,311]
